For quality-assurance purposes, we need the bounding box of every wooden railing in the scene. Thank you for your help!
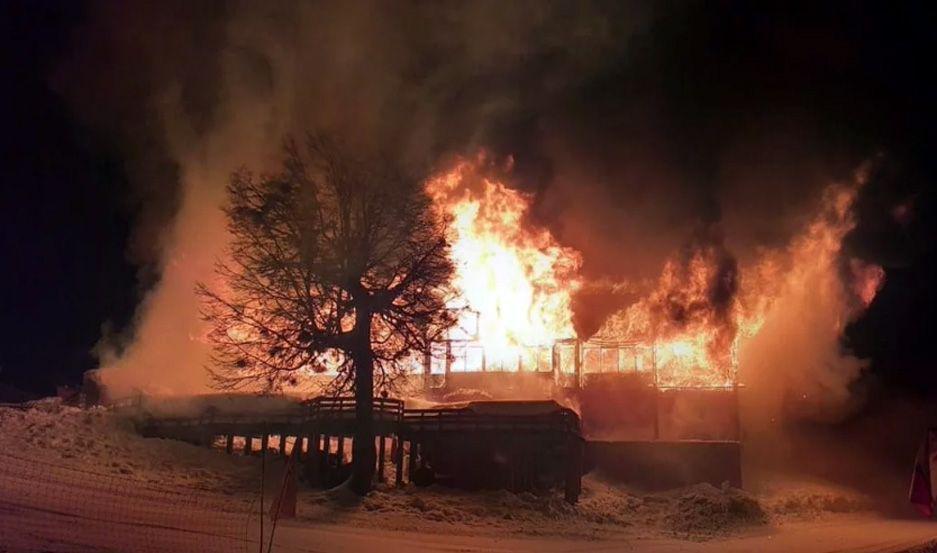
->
[402,407,580,435]
[142,396,405,430]
[304,396,403,423]
[135,396,583,502]
[141,396,580,437]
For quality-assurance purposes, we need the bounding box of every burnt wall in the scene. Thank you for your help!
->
[578,374,739,440]
[586,440,743,490]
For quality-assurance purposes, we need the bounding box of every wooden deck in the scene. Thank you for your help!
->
[138,396,584,502]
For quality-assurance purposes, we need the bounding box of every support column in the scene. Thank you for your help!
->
[394,436,404,486]
[377,435,386,483]
[321,435,332,486]
[564,435,583,504]
[407,440,418,483]
[445,342,452,378]
[732,384,742,441]
[310,434,322,486]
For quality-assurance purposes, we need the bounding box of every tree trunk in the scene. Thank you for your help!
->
[349,309,375,495]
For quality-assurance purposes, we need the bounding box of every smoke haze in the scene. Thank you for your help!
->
[56,1,895,436]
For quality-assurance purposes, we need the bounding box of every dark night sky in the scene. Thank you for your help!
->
[1,2,139,397]
[1,1,936,400]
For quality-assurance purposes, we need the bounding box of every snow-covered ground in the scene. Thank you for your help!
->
[0,400,932,552]
[0,399,257,493]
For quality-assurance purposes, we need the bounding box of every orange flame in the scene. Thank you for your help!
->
[426,157,581,368]
[426,157,883,387]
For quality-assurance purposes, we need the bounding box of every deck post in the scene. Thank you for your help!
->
[225,434,234,455]
[321,435,331,487]
[732,383,742,441]
[261,433,269,456]
[313,434,324,485]
[394,436,404,486]
[445,342,452,378]
[303,435,317,485]
[244,436,252,456]
[407,439,418,483]
[423,350,431,391]
[564,435,583,504]
[377,435,386,483]
[551,343,559,386]
[279,435,287,456]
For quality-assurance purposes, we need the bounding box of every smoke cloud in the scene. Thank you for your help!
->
[57,0,885,430]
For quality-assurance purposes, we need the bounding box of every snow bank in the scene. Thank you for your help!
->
[295,475,770,540]
[0,398,258,493]
[760,479,873,518]
[0,399,877,542]
[293,464,873,540]
[662,483,766,537]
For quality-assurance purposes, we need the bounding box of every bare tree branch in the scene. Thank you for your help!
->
[196,132,456,493]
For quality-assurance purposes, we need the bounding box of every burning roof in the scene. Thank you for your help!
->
[422,155,884,390]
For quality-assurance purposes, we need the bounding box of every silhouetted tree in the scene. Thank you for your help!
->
[197,133,455,494]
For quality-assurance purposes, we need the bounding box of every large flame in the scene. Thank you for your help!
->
[426,157,883,387]
[426,157,582,368]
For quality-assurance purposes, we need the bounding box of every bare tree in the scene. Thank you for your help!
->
[197,133,456,494]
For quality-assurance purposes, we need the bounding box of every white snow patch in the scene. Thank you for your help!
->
[0,399,879,543]
[0,398,259,493]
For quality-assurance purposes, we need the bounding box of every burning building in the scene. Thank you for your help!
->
[384,154,884,478]
[414,158,720,412]
[109,143,883,490]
